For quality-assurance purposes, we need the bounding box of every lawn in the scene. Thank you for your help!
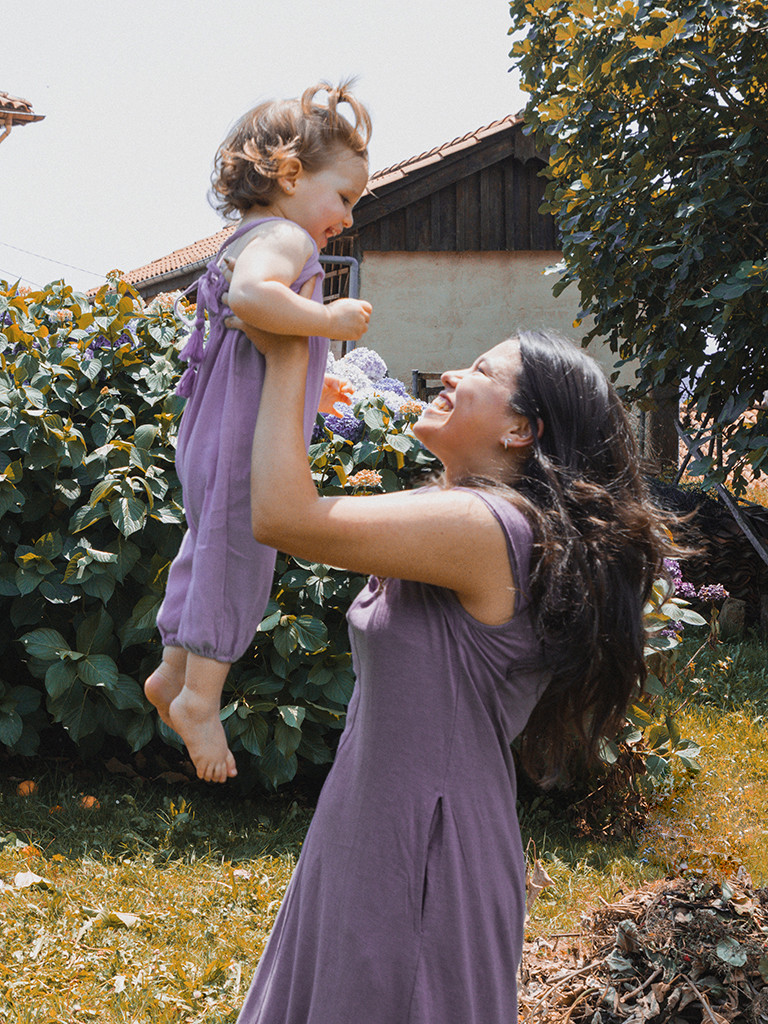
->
[1,634,766,1023]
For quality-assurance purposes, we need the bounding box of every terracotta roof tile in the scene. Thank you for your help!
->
[122,226,235,286]
[0,91,44,124]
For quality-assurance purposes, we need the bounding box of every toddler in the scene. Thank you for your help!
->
[145,81,372,783]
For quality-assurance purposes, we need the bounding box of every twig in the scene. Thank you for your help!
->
[562,987,601,1022]
[621,966,662,1002]
[686,978,725,1024]
[522,960,607,1022]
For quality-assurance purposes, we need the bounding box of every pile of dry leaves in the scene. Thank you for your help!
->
[520,871,768,1023]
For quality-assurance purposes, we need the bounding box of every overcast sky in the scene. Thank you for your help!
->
[3,0,526,293]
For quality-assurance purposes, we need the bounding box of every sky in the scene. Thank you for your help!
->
[3,0,526,294]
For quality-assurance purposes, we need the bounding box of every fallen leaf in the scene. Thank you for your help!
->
[156,771,190,784]
[105,757,138,778]
[79,795,100,810]
[113,974,127,993]
[16,780,36,797]
[14,870,51,889]
[526,859,555,918]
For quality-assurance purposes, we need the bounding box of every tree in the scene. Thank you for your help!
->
[508,0,768,490]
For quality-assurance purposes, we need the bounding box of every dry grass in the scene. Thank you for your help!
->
[0,850,293,1023]
[1,639,766,1020]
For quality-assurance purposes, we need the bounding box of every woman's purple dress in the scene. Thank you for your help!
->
[237,489,548,1023]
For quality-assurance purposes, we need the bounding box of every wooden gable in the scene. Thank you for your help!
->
[347,117,557,253]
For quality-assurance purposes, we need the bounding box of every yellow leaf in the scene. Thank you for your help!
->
[334,462,347,485]
[630,33,662,50]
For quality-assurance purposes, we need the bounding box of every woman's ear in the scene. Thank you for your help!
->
[501,414,543,450]
[276,156,303,193]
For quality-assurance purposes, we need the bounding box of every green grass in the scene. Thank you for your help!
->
[1,633,766,1021]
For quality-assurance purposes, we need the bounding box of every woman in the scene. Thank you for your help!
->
[233,316,670,1023]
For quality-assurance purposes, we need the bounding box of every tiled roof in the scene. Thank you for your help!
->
[365,114,524,192]
[122,226,235,287]
[0,91,44,124]
[122,113,524,287]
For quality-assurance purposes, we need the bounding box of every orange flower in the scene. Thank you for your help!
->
[16,780,36,797]
[347,469,382,489]
[79,795,101,810]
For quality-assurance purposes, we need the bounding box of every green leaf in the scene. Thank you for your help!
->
[45,660,77,699]
[109,495,147,537]
[77,654,119,689]
[239,713,269,756]
[716,937,747,967]
[134,424,158,450]
[274,717,303,759]
[21,628,70,661]
[108,674,148,712]
[70,504,109,533]
[0,710,23,747]
[279,705,306,730]
[119,594,162,648]
[293,615,328,653]
[76,607,114,654]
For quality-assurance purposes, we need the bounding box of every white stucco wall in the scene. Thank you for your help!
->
[356,251,634,390]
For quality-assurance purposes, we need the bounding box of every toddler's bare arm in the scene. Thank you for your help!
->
[227,221,371,340]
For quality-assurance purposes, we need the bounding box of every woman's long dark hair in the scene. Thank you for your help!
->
[475,331,673,784]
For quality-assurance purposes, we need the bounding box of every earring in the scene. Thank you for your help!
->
[502,438,511,449]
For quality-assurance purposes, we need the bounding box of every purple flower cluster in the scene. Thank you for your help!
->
[376,376,408,397]
[339,346,387,382]
[321,408,364,442]
[664,559,728,604]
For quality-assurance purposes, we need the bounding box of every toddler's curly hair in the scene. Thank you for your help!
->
[210,80,371,219]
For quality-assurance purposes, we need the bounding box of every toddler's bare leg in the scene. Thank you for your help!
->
[145,646,187,728]
[169,654,237,783]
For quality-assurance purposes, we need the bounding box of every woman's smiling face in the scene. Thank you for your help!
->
[413,339,526,479]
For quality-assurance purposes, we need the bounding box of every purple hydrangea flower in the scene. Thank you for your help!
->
[697,583,729,603]
[338,346,387,382]
[376,376,409,397]
[678,581,697,599]
[311,418,327,443]
[323,408,364,442]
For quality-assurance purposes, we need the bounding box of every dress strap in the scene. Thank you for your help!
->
[459,488,534,609]
[173,217,322,398]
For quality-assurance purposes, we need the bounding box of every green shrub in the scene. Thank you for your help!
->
[0,277,439,787]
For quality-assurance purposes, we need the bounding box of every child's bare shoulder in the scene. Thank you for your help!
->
[236,219,314,263]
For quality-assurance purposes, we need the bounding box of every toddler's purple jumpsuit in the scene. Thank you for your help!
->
[156,219,327,662]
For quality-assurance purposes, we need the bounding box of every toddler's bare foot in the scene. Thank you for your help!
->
[169,689,237,783]
[145,661,185,728]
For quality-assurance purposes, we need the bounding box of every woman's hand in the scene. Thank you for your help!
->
[319,374,355,414]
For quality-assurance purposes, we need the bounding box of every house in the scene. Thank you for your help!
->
[0,91,45,144]
[124,115,633,393]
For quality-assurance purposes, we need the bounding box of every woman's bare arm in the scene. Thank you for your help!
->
[249,332,517,624]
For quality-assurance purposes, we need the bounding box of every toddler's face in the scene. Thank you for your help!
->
[280,147,369,249]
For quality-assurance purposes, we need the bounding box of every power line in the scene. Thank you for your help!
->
[0,266,41,287]
[0,240,106,279]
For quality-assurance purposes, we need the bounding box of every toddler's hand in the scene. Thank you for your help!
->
[325,298,372,341]
[319,374,355,415]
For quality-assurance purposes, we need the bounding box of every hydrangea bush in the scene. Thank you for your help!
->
[0,282,438,787]
[0,279,717,798]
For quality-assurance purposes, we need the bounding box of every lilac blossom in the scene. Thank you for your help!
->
[677,581,697,599]
[697,583,729,603]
